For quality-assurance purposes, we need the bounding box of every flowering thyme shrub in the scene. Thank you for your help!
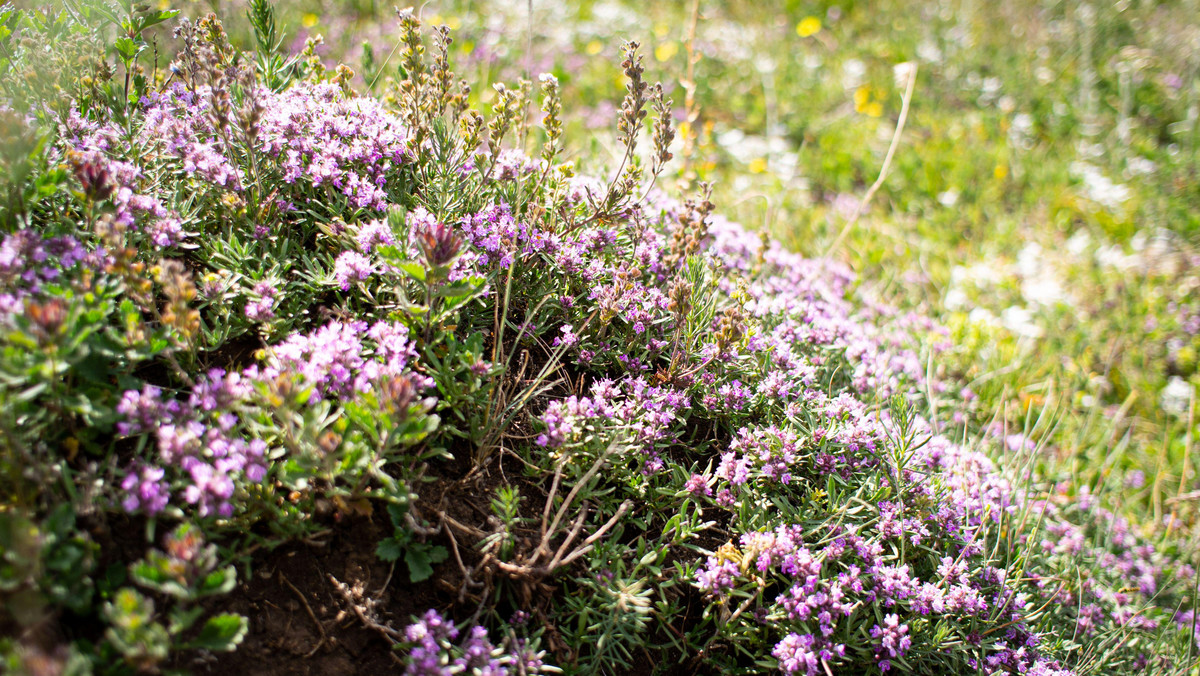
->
[0,3,1196,675]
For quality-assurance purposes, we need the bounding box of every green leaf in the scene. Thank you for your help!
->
[190,613,248,652]
[167,605,205,635]
[88,4,123,28]
[394,261,427,283]
[386,502,408,526]
[405,548,435,582]
[138,9,180,31]
[196,565,238,596]
[426,545,447,565]
[431,279,482,298]
[113,36,142,61]
[376,538,403,563]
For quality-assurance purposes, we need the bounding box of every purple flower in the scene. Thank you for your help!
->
[870,614,912,661]
[773,633,820,675]
[356,219,396,252]
[696,556,740,596]
[552,324,579,348]
[684,473,712,497]
[245,280,279,321]
[405,609,459,644]
[120,465,170,514]
[334,250,375,290]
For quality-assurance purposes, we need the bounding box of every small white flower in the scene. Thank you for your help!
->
[937,189,959,207]
[945,287,968,311]
[1001,305,1043,339]
[842,59,866,89]
[1161,376,1193,416]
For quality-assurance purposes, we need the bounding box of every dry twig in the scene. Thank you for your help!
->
[824,62,918,258]
[280,572,327,658]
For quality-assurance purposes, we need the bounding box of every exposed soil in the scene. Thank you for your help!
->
[183,510,441,676]
[167,445,719,676]
[172,446,533,675]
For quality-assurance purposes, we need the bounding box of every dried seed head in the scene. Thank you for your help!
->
[155,259,201,344]
[715,304,747,354]
[417,221,463,268]
[459,110,484,154]
[616,41,649,148]
[25,297,68,342]
[333,64,356,94]
[381,374,417,419]
[668,276,692,318]
[487,83,520,155]
[650,85,676,175]
[430,25,455,114]
[665,182,715,269]
[73,159,114,202]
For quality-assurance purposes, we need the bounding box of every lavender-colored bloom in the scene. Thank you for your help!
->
[454,626,501,672]
[120,465,170,514]
[356,219,396,252]
[406,609,459,644]
[334,250,375,290]
[257,83,412,211]
[696,556,740,596]
[870,614,912,661]
[773,633,820,675]
[399,611,544,675]
[244,281,279,321]
[63,111,186,249]
[684,473,711,497]
[552,324,579,348]
[261,320,420,401]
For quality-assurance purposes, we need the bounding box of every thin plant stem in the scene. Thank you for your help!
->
[823,62,918,259]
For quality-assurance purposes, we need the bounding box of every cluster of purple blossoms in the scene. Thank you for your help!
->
[711,402,886,503]
[773,632,844,676]
[69,80,415,251]
[141,85,244,190]
[116,319,432,517]
[254,320,428,403]
[257,83,412,211]
[0,230,102,319]
[347,207,483,286]
[869,614,913,670]
[119,464,170,514]
[244,280,279,321]
[355,218,396,252]
[116,371,266,518]
[535,376,687,473]
[458,202,561,271]
[702,213,924,397]
[401,610,545,676]
[488,149,542,182]
[688,391,1148,674]
[694,556,740,595]
[63,110,186,248]
[333,250,376,290]
[683,473,711,496]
